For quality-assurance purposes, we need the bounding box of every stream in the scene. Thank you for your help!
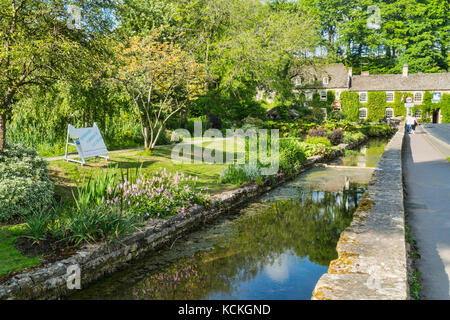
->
[67,138,390,300]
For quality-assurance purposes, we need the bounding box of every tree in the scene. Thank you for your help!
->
[115,31,206,150]
[0,0,114,151]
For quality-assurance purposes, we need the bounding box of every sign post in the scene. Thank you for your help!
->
[405,97,414,116]
[65,123,109,165]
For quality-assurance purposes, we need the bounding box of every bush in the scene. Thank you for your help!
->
[308,128,328,138]
[361,124,394,137]
[304,136,332,147]
[67,205,139,244]
[329,129,344,146]
[219,163,262,185]
[0,144,54,222]
[329,110,345,121]
[279,139,307,175]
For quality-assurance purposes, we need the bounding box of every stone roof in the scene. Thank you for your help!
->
[351,72,450,91]
[296,63,349,89]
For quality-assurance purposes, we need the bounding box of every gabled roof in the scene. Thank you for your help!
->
[350,72,450,91]
[296,63,349,89]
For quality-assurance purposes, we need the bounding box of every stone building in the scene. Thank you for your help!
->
[293,63,450,123]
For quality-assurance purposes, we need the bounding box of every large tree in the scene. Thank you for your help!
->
[115,31,206,150]
[0,0,113,151]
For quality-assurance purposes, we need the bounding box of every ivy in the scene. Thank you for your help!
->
[340,91,360,121]
[367,92,387,121]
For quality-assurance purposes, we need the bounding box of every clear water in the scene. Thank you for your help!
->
[67,138,389,300]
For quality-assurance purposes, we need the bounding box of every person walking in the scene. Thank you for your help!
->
[406,115,414,134]
[411,116,419,134]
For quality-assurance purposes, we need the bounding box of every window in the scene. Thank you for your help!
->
[414,92,423,103]
[386,92,394,103]
[359,92,368,103]
[320,90,327,101]
[385,108,394,118]
[359,108,368,120]
[323,77,329,85]
[415,109,422,119]
[294,77,302,86]
[256,89,264,101]
[335,91,341,100]
[305,91,313,101]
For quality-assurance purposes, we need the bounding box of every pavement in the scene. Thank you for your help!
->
[403,124,450,300]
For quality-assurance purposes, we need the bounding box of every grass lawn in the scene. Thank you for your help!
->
[0,224,41,276]
[48,139,246,203]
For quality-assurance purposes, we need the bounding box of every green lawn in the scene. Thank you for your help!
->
[48,139,246,203]
[0,224,41,276]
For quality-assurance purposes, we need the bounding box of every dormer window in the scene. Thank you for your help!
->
[294,77,302,86]
[323,77,329,85]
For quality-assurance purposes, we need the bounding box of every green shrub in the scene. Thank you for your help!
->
[23,208,55,244]
[304,136,332,147]
[66,205,139,245]
[219,163,262,185]
[361,124,394,137]
[0,144,54,222]
[279,139,307,175]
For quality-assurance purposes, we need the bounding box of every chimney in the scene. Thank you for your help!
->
[403,64,408,77]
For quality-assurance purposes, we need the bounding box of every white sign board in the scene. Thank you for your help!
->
[65,123,109,165]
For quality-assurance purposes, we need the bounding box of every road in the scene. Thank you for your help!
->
[403,124,450,300]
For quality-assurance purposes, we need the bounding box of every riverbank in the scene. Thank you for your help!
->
[312,124,407,300]
[0,135,377,300]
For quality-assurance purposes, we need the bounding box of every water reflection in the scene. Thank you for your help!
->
[332,137,389,167]
[68,185,365,300]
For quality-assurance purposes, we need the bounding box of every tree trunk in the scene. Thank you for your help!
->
[84,109,90,127]
[0,112,6,152]
[143,126,149,150]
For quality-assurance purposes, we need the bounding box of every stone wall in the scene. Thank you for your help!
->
[0,138,369,300]
[312,126,407,300]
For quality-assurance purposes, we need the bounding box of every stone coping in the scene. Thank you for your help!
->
[0,137,371,300]
[312,126,407,300]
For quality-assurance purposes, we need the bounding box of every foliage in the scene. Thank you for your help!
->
[0,144,54,222]
[367,92,387,122]
[279,139,307,175]
[23,208,55,244]
[66,205,139,245]
[329,129,344,146]
[104,169,210,219]
[308,128,328,138]
[340,91,360,121]
[219,163,263,185]
[115,30,206,150]
[304,136,332,147]
[360,124,394,137]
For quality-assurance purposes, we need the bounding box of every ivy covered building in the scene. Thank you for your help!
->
[294,63,450,123]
